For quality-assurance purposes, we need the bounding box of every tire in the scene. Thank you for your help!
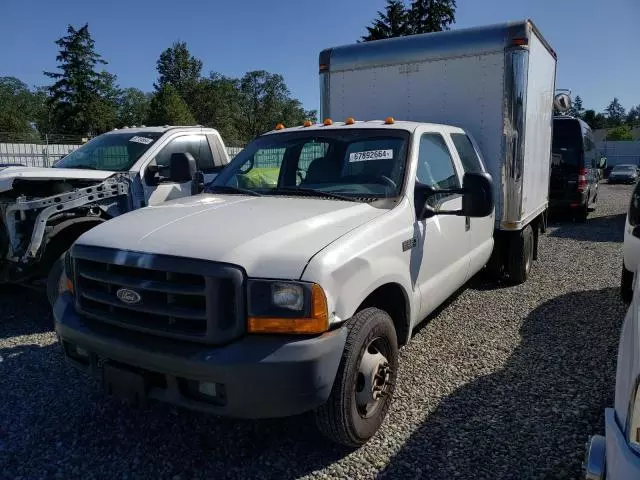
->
[621,263,634,304]
[506,225,534,285]
[46,252,66,307]
[315,308,398,447]
[576,201,589,223]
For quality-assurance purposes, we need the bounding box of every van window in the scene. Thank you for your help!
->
[451,133,483,173]
[552,119,583,167]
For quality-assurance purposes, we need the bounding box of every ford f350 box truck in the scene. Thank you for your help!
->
[0,126,229,305]
[53,20,555,447]
[320,19,556,282]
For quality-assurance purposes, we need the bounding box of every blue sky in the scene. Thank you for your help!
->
[1,0,638,114]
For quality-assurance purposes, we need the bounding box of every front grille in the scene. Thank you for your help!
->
[72,246,245,344]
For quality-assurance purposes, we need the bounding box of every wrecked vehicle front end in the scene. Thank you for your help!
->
[0,172,134,283]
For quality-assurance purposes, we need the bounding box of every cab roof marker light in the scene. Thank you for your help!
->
[345,117,355,125]
[303,120,313,127]
[385,117,395,125]
[275,123,285,130]
[323,118,333,126]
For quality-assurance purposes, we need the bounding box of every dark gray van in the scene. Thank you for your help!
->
[549,116,605,221]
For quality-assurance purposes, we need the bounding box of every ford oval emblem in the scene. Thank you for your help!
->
[116,288,141,305]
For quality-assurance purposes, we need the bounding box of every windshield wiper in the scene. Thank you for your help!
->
[207,184,263,197]
[271,186,357,202]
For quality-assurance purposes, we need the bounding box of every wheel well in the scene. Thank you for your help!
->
[41,217,104,271]
[356,283,409,346]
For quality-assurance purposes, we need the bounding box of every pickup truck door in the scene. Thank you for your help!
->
[413,132,470,320]
[447,132,495,279]
[142,134,223,206]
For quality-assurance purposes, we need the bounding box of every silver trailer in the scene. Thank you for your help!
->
[319,20,557,281]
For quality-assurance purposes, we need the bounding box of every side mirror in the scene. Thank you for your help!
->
[416,172,494,219]
[599,156,607,169]
[169,152,197,183]
[461,172,494,217]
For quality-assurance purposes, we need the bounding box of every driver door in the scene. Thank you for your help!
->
[143,134,215,206]
[413,132,469,320]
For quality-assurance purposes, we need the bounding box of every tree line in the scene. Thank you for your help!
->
[0,24,316,145]
[566,96,639,140]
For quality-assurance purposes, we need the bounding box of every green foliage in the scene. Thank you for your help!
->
[117,88,151,127]
[606,125,634,141]
[44,24,119,135]
[361,1,411,42]
[626,106,640,127]
[409,0,456,34]
[570,95,584,118]
[583,109,606,130]
[148,84,196,126]
[605,97,626,127]
[361,0,456,42]
[238,70,316,140]
[155,41,203,99]
[0,77,39,135]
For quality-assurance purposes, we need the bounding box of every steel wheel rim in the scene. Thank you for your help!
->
[354,337,392,419]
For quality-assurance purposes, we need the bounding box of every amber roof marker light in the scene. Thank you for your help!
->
[345,117,355,125]
[303,120,313,127]
[275,123,285,130]
[323,118,333,126]
[385,117,395,125]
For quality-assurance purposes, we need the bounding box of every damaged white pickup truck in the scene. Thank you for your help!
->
[0,126,229,304]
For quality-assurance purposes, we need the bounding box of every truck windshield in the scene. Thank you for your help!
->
[211,129,410,200]
[53,132,163,171]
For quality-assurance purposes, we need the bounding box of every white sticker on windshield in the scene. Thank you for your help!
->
[129,136,154,145]
[349,149,393,163]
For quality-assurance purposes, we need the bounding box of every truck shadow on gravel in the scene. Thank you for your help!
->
[378,287,625,480]
[548,213,626,243]
[0,285,52,339]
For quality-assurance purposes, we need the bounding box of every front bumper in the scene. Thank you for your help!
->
[584,408,640,479]
[54,293,347,418]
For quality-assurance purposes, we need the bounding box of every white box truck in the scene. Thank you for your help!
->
[52,20,555,447]
[320,19,557,282]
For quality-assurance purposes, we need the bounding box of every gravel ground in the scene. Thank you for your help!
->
[0,184,633,480]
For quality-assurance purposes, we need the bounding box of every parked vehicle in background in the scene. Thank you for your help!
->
[0,126,230,305]
[608,164,639,185]
[584,277,640,479]
[549,116,605,222]
[621,181,640,302]
[53,20,555,448]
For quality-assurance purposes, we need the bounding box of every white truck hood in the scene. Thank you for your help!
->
[76,194,388,278]
[615,285,640,427]
[0,166,115,193]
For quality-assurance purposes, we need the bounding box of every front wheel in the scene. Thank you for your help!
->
[315,308,398,447]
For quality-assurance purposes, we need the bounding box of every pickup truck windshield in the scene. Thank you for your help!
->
[53,132,163,171]
[212,129,410,200]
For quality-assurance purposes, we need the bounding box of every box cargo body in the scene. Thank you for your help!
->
[319,19,556,232]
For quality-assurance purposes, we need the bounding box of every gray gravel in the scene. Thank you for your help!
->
[0,184,633,480]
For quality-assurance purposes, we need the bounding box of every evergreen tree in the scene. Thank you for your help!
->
[605,97,626,127]
[361,1,411,42]
[147,84,196,126]
[571,95,584,118]
[155,41,203,100]
[626,106,639,127]
[44,24,118,135]
[409,0,456,34]
[117,88,152,127]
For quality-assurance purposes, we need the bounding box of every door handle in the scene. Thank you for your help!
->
[465,216,470,231]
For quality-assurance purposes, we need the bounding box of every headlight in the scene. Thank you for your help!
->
[58,251,74,296]
[247,280,328,334]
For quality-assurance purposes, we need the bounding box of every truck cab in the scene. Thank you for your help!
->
[53,118,494,446]
[0,125,229,302]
